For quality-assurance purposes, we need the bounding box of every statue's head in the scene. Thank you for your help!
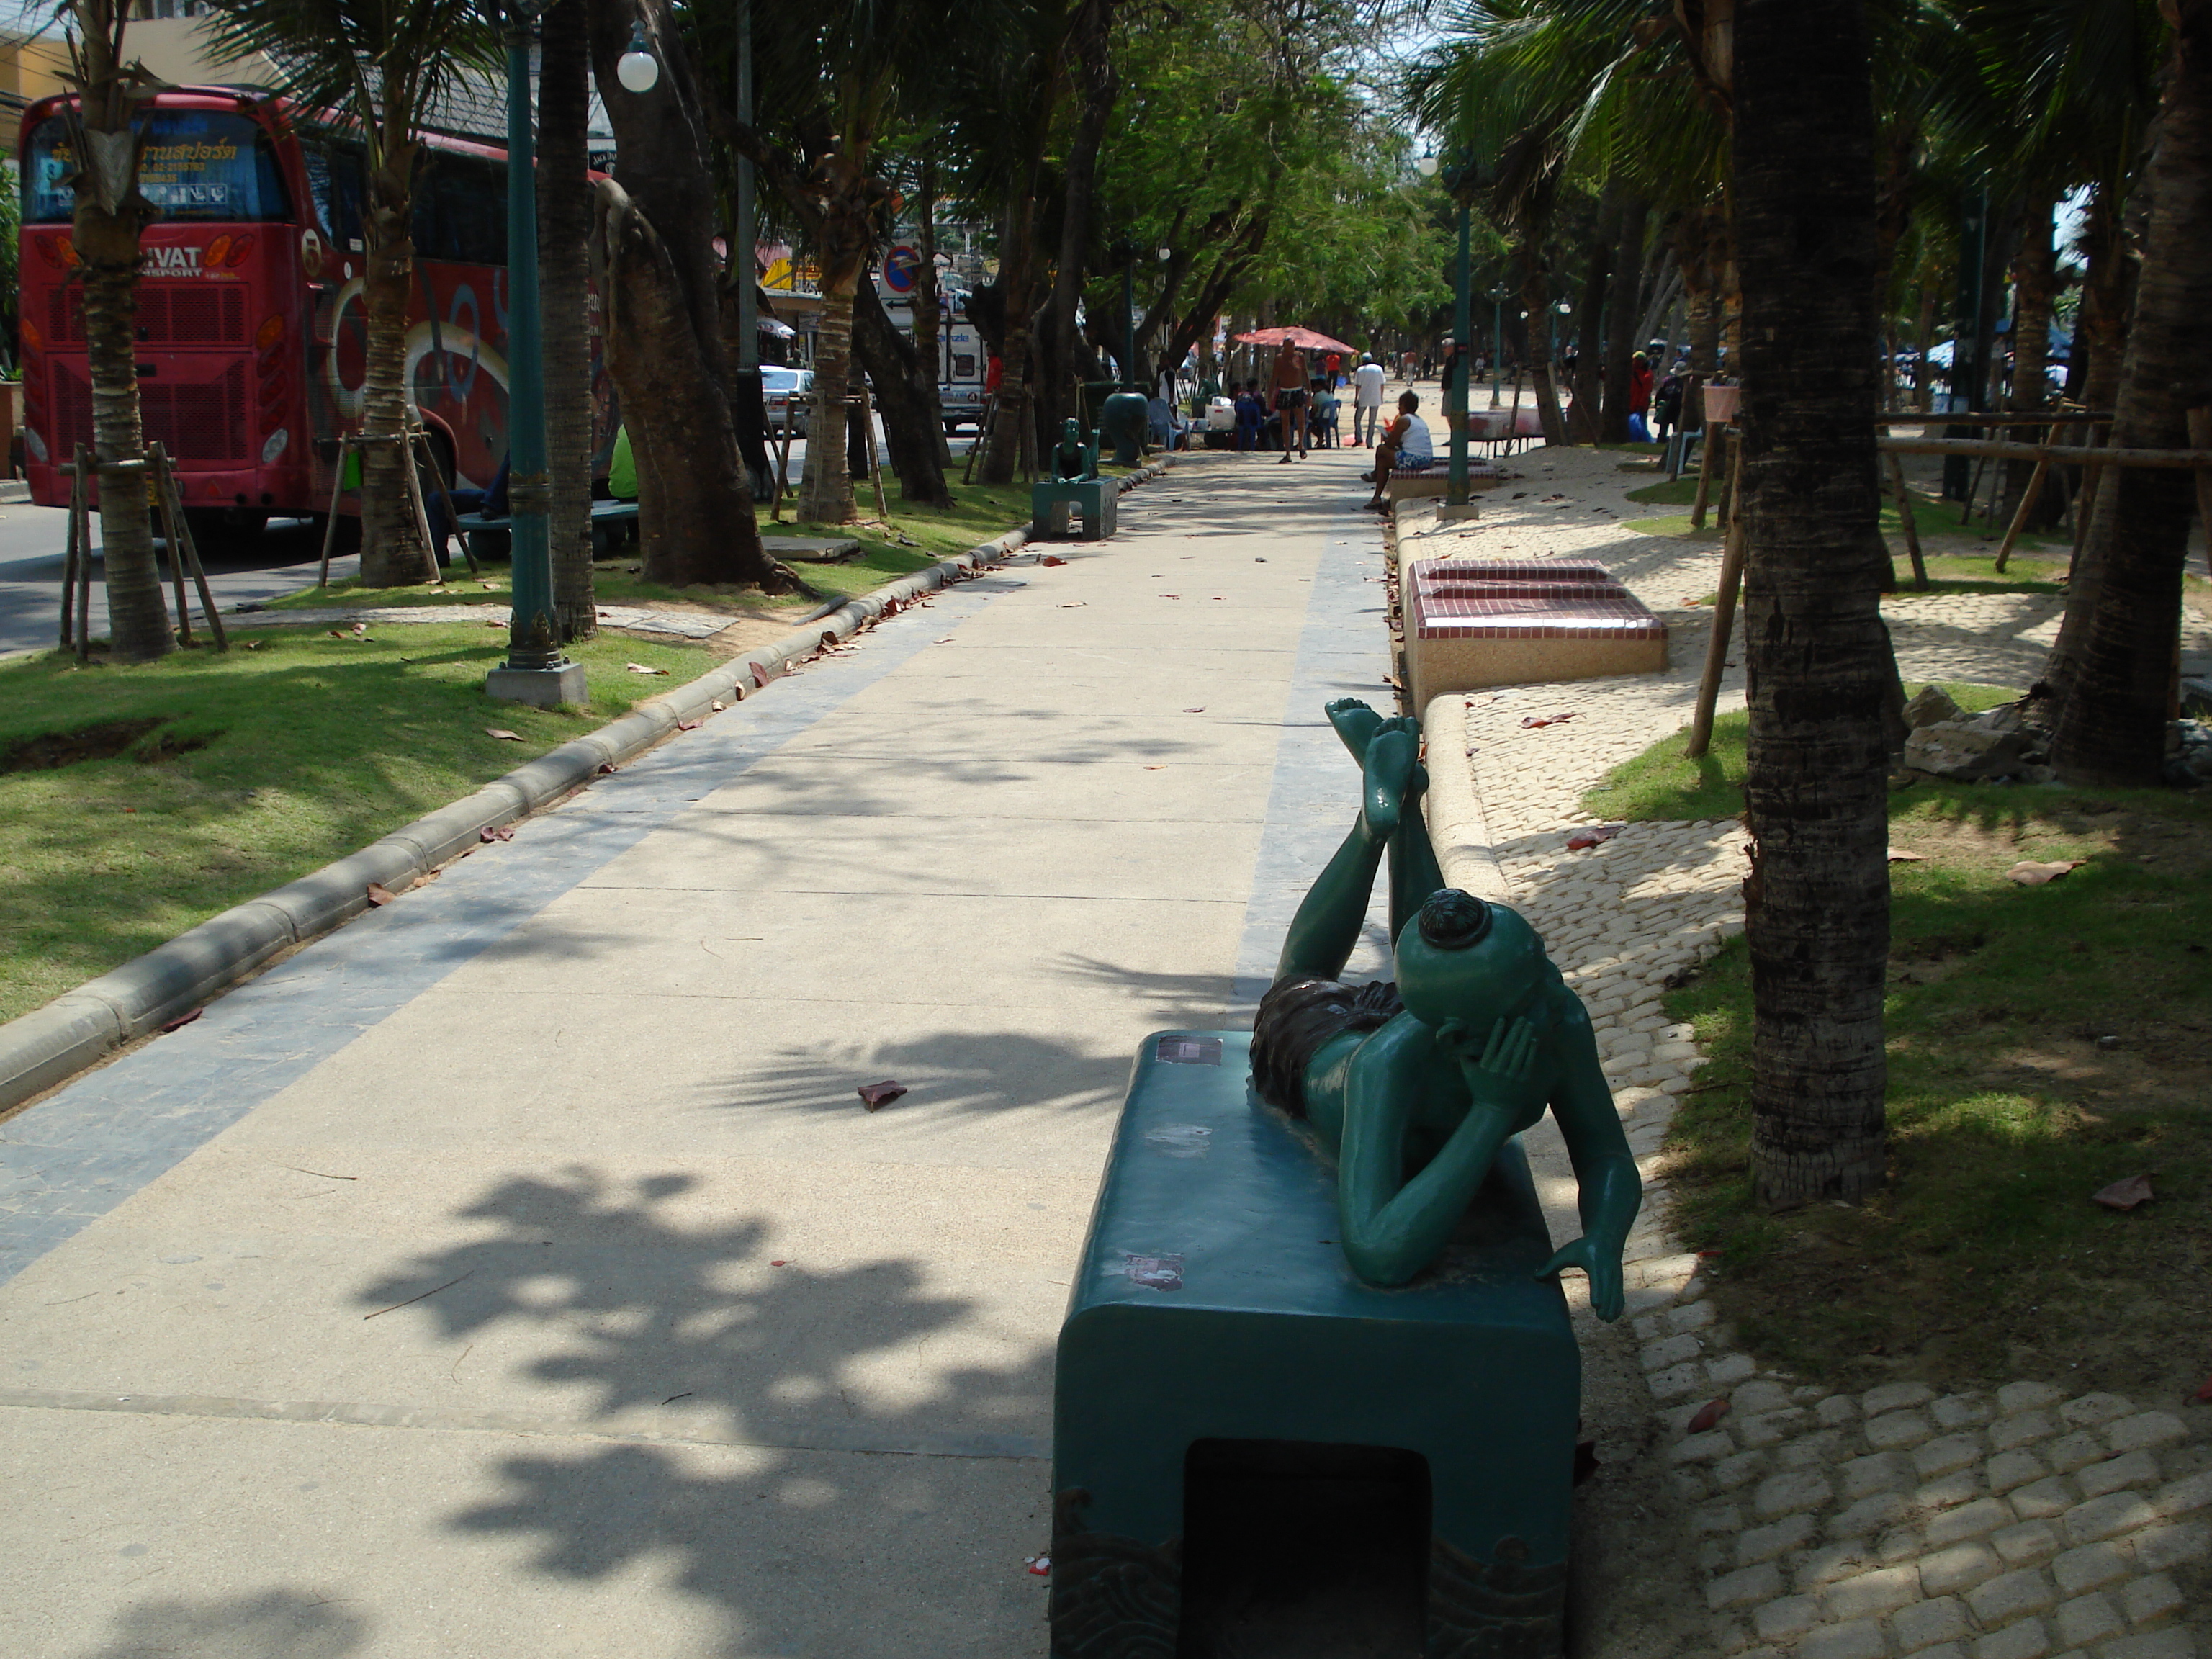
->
[1394,890,1545,1026]
[1060,417,1083,447]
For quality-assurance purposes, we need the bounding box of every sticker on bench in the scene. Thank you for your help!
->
[1155,1035,1222,1066]
[1123,1254,1184,1292]
[1143,1124,1213,1159]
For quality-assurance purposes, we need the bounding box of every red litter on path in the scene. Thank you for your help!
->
[1686,1398,1731,1434]
[858,1081,907,1112]
[1566,825,1622,851]
[1521,712,1578,729]
[1025,1555,1051,1576]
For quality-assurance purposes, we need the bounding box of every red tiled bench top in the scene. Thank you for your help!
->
[1408,557,1663,642]
[1415,557,1617,585]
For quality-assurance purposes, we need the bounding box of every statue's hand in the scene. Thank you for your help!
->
[1437,1015,1540,1117]
[1537,1236,1627,1322]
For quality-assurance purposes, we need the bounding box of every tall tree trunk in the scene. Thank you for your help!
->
[540,0,596,639]
[1037,0,1118,438]
[912,149,951,468]
[1735,0,1890,1207]
[981,184,1038,485]
[1912,283,1937,412]
[357,144,437,587]
[801,281,858,522]
[1999,195,2058,532]
[65,6,170,659]
[1519,253,1568,446]
[2074,184,2131,419]
[1603,195,1648,443]
[1678,204,1721,431]
[1568,184,1614,445]
[853,278,953,505]
[2049,4,2212,786]
[590,0,782,586]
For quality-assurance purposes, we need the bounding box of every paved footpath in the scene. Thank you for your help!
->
[0,450,1406,1658]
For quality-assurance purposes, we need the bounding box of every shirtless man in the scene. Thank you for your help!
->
[1270,341,1309,462]
[1249,698,1641,1315]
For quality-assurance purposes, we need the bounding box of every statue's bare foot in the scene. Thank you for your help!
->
[1326,697,1385,762]
[1364,727,1417,838]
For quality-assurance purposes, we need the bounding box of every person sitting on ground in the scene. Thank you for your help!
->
[1362,390,1432,511]
[1250,697,1640,1303]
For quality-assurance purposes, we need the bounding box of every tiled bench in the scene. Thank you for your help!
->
[1404,556,1668,711]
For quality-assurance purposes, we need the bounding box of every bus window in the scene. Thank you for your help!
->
[411,153,505,265]
[23,109,291,222]
[302,140,367,252]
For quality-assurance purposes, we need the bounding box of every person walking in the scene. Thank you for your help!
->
[1351,353,1388,447]
[1652,363,1685,446]
[1271,339,1310,462]
[1628,351,1655,442]
[1439,338,1468,456]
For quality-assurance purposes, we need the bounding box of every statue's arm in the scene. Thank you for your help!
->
[1337,1016,1518,1287]
[1537,997,1642,1321]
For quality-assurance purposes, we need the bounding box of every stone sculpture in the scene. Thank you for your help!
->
[1249,697,1642,1315]
[1051,417,1097,482]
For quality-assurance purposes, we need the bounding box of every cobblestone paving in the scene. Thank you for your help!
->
[1405,445,2209,1658]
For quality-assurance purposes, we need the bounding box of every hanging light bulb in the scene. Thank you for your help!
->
[617,20,660,93]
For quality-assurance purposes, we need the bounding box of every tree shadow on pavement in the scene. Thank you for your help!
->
[71,1590,369,1659]
[359,1166,1055,1658]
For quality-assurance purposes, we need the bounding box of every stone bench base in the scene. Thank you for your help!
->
[1386,467,1504,503]
[1031,478,1118,540]
[1405,556,1668,711]
[1051,1029,1577,1658]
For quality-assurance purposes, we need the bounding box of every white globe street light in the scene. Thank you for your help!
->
[1416,153,1440,177]
[617,22,660,93]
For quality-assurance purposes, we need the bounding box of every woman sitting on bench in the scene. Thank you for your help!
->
[1249,698,1640,1311]
[1360,391,1432,512]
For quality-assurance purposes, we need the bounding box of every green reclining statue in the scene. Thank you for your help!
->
[1251,698,1642,1316]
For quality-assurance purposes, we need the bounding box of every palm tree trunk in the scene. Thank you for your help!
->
[358,158,436,588]
[2049,4,2212,786]
[539,0,596,641]
[1735,0,1891,1207]
[981,186,1036,485]
[1519,256,1568,446]
[68,2,170,661]
[1568,185,1614,446]
[1999,196,2057,531]
[912,149,951,469]
[800,280,857,522]
[1603,195,1647,443]
[76,203,170,660]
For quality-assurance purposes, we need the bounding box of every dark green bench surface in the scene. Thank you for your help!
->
[1051,1029,1578,1658]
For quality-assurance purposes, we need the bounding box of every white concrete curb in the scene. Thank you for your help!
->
[0,456,1177,1110]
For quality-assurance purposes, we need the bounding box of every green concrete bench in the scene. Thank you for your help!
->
[457,500,639,562]
[1050,1028,1578,1658]
[1030,477,1118,541]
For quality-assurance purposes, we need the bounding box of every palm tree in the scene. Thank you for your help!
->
[2046,1,2212,784]
[57,1,171,661]
[205,0,501,588]
[538,0,596,640]
[1733,0,1894,1205]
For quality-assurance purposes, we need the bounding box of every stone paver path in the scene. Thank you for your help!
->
[1411,445,2211,1659]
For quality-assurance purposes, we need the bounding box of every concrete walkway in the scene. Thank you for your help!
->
[0,448,1398,1659]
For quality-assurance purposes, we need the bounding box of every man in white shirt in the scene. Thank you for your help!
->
[1350,354,1388,447]
[1362,391,1433,511]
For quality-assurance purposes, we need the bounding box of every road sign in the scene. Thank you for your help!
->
[883,244,922,295]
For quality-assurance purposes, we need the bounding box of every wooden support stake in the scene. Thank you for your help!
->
[1685,440,1749,760]
[1992,423,2059,572]
[58,464,78,650]
[318,436,352,588]
[153,444,226,650]
[412,425,479,577]
[394,431,442,584]
[963,391,994,486]
[149,445,195,646]
[1889,453,1928,590]
[857,384,890,521]
[72,446,94,661]
[1690,422,1723,529]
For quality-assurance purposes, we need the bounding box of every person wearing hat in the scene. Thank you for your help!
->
[1350,352,1388,446]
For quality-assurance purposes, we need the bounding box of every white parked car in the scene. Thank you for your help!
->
[763,366,813,437]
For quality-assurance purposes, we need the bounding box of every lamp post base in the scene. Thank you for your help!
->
[1438,502,1481,522]
[486,661,588,708]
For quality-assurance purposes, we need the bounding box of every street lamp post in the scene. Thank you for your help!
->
[487,0,590,707]
[1416,152,1477,518]
[1486,283,1512,408]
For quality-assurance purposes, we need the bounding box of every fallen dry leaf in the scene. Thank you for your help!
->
[677,719,701,731]
[934,636,955,644]
[485,727,523,741]
[1887,849,1926,863]
[1566,825,1622,851]
[365,882,397,907]
[1057,601,1087,608]
[2198,1374,2212,1403]
[596,761,619,775]
[1183,707,1205,714]
[1686,1398,1731,1434]
[158,1008,203,1035]
[2092,1174,2154,1211]
[479,826,514,843]
[485,619,505,628]
[710,700,727,711]
[1143,765,1166,771]
[1159,593,1181,599]
[2007,859,2085,886]
[351,621,368,635]
[1040,554,1067,567]
[858,1080,907,1112]
[626,662,670,675]
[1521,713,1580,729]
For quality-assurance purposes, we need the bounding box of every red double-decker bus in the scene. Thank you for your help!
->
[18,84,566,539]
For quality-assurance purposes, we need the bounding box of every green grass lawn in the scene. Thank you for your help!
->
[0,624,713,1023]
[1581,696,2212,1400]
